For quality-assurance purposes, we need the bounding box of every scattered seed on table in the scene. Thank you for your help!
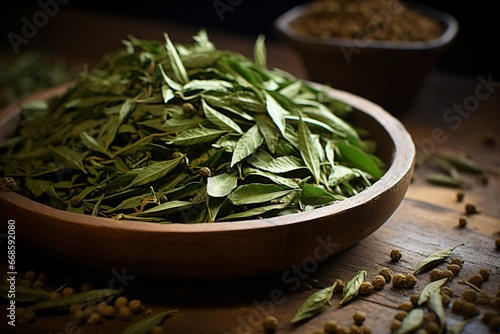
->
[262,315,278,333]
[447,264,461,276]
[118,306,132,321]
[467,273,484,288]
[352,311,366,326]
[80,281,94,292]
[450,258,464,267]
[496,238,500,250]
[489,316,500,331]
[114,296,129,309]
[324,320,338,334]
[333,279,345,293]
[150,326,166,334]
[86,312,102,325]
[451,298,465,313]
[379,268,393,283]
[371,275,386,290]
[404,274,417,288]
[465,203,480,214]
[390,249,402,262]
[479,268,491,281]
[483,310,498,324]
[441,293,451,307]
[32,280,44,289]
[458,217,467,228]
[456,191,465,202]
[62,287,74,297]
[462,302,479,318]
[392,274,405,288]
[390,319,402,332]
[128,299,144,314]
[20,279,32,288]
[394,310,408,321]
[429,269,444,282]
[463,289,478,303]
[24,270,37,283]
[359,282,374,295]
[398,301,413,312]
[441,286,454,297]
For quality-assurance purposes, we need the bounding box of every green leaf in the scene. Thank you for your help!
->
[123,310,178,334]
[427,290,446,333]
[298,119,322,185]
[166,127,226,146]
[447,319,475,334]
[247,154,305,174]
[0,286,48,303]
[264,92,287,137]
[393,308,424,334]
[164,33,189,84]
[139,116,204,133]
[417,278,448,305]
[80,131,110,156]
[207,172,238,197]
[255,114,279,154]
[432,153,484,174]
[243,167,299,189]
[219,203,287,221]
[253,34,267,68]
[134,200,193,216]
[130,156,185,188]
[337,142,382,179]
[184,79,233,92]
[327,165,359,186]
[202,99,243,134]
[228,183,295,205]
[49,145,87,174]
[29,289,121,311]
[339,270,366,305]
[424,174,470,188]
[231,124,263,167]
[290,281,337,324]
[414,244,464,274]
[25,177,51,197]
[300,183,345,206]
[158,64,183,91]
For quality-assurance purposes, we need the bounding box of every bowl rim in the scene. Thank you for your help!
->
[274,2,459,50]
[0,82,415,234]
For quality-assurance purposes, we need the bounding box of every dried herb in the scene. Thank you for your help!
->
[0,285,49,303]
[393,308,424,334]
[122,309,178,334]
[424,174,470,189]
[427,290,446,333]
[290,280,337,324]
[417,278,447,305]
[339,270,366,305]
[28,289,121,311]
[414,244,464,274]
[0,30,383,224]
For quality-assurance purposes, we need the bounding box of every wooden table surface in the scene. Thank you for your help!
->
[1,7,499,334]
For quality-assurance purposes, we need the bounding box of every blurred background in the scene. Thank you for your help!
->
[0,0,498,108]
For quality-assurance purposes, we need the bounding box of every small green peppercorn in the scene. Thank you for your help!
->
[262,315,278,333]
[465,203,479,214]
[463,289,478,303]
[478,268,491,281]
[429,269,444,282]
[352,311,366,326]
[466,273,483,288]
[398,301,413,312]
[404,274,417,288]
[128,299,144,314]
[359,282,374,295]
[483,310,498,324]
[489,316,500,331]
[379,268,392,283]
[392,274,405,288]
[394,310,408,321]
[451,299,465,313]
[118,306,132,321]
[324,320,338,334]
[70,196,83,208]
[198,167,211,177]
[390,249,402,262]
[371,275,386,290]
[24,270,37,283]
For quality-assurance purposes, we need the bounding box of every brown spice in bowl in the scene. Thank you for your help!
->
[290,0,444,41]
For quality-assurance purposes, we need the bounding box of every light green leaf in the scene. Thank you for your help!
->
[207,172,238,197]
[231,125,263,167]
[298,119,321,185]
[249,155,305,174]
[167,127,226,146]
[29,289,121,311]
[228,183,295,205]
[49,145,87,174]
[219,203,287,221]
[158,64,183,91]
[25,177,51,197]
[414,243,464,274]
[291,281,337,324]
[300,183,345,206]
[134,200,193,216]
[123,310,178,334]
[255,114,279,154]
[417,278,448,305]
[393,308,424,334]
[337,142,382,179]
[253,34,267,68]
[164,33,189,84]
[264,92,287,137]
[130,156,185,187]
[184,79,233,92]
[202,99,243,134]
[80,131,109,156]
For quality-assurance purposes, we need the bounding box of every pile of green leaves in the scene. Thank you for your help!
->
[0,30,384,223]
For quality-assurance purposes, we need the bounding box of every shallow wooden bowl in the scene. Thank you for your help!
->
[0,83,415,279]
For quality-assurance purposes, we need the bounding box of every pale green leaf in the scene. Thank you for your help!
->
[207,172,238,197]
[202,99,243,134]
[231,124,263,167]
[228,183,295,205]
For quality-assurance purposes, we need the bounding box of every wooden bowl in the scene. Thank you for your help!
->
[274,3,459,114]
[0,83,415,279]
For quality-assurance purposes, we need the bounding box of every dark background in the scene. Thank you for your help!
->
[1,0,498,80]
